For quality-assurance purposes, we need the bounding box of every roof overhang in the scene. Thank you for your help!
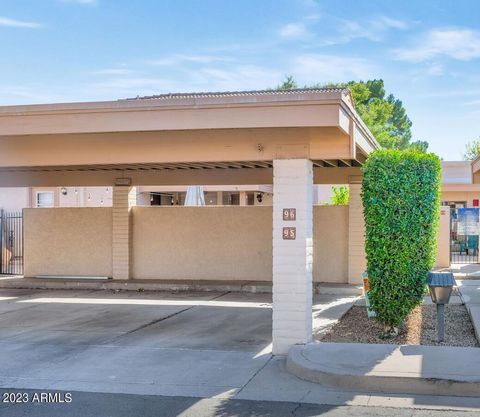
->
[0,89,379,151]
[0,89,379,186]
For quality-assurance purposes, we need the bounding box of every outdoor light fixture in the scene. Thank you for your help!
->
[256,192,263,203]
[426,271,456,342]
[60,187,68,195]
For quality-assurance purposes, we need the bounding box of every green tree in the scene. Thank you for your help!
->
[323,80,413,149]
[276,77,424,150]
[463,138,480,160]
[276,75,297,90]
[329,186,349,205]
[409,140,429,153]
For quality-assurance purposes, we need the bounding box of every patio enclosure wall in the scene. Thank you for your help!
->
[23,205,348,282]
[24,208,113,277]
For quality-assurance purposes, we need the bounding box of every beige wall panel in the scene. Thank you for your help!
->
[348,183,366,284]
[0,127,350,168]
[0,103,342,136]
[441,191,480,207]
[132,206,273,280]
[436,206,450,268]
[313,206,348,283]
[23,206,350,282]
[309,128,351,159]
[131,206,348,282]
[441,161,472,184]
[24,208,112,277]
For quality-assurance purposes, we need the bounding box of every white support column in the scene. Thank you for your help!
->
[112,185,136,280]
[348,181,366,284]
[272,159,313,355]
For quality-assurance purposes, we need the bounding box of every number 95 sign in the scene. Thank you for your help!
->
[282,227,296,240]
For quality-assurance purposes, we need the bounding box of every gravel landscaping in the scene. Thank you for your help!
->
[318,304,479,347]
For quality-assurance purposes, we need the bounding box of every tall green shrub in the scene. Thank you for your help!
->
[362,150,441,330]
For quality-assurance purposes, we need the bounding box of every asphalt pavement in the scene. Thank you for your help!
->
[0,389,479,417]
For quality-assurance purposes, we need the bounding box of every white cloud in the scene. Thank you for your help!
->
[0,17,42,29]
[425,63,444,76]
[94,68,133,75]
[395,29,480,62]
[91,77,172,90]
[423,88,480,99]
[377,16,408,30]
[293,54,375,82]
[87,63,283,98]
[147,54,233,66]
[196,64,283,91]
[332,15,408,44]
[279,22,308,39]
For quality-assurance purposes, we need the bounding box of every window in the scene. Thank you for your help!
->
[204,192,217,205]
[441,201,466,210]
[223,192,239,205]
[36,191,54,208]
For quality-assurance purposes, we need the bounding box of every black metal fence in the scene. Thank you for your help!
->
[0,211,23,275]
[450,208,479,264]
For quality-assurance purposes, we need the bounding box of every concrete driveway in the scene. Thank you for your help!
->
[0,288,273,397]
[0,289,272,351]
[0,288,359,397]
[1,288,480,412]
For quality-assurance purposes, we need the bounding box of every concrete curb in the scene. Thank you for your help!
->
[467,305,480,343]
[286,342,480,398]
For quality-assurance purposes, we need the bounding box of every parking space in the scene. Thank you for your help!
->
[0,288,357,398]
[0,289,272,351]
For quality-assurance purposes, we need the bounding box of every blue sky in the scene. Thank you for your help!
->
[1,0,479,159]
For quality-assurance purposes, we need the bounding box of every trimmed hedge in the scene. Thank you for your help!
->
[362,150,441,328]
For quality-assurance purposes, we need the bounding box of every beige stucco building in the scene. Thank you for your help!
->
[0,88,378,354]
[441,160,480,209]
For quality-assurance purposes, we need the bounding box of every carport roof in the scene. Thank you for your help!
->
[0,88,380,186]
[126,87,352,101]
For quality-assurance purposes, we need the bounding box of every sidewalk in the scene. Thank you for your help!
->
[457,279,480,342]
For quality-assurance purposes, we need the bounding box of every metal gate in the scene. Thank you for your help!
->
[450,208,479,264]
[0,211,23,275]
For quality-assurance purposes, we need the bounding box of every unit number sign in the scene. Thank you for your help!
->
[282,227,296,240]
[283,208,296,221]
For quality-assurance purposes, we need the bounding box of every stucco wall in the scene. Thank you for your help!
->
[0,187,29,211]
[132,206,273,280]
[313,205,349,283]
[132,206,348,282]
[441,191,480,207]
[23,206,349,282]
[24,208,112,277]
